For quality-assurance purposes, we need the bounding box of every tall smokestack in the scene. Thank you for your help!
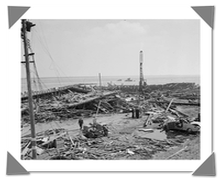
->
[139,51,144,93]
[140,50,143,64]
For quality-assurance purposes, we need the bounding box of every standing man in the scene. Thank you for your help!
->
[131,108,135,118]
[78,118,84,130]
[135,107,140,119]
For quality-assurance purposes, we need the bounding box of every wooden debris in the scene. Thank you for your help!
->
[138,128,154,133]
[21,141,31,159]
[166,146,188,159]
[21,82,200,160]
[165,98,174,112]
[40,132,67,146]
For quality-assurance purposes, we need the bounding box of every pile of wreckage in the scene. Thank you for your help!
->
[21,119,199,160]
[21,82,199,123]
[21,90,135,124]
[21,82,200,160]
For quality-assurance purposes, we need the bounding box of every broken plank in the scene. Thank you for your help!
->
[21,141,31,158]
[148,101,200,106]
[67,91,118,109]
[166,146,188,159]
[170,107,189,117]
[165,98,174,112]
[40,132,67,146]
[168,108,181,117]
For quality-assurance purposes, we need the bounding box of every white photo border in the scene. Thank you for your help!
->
[7,5,212,172]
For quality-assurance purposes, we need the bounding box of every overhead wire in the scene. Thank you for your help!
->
[26,37,46,91]
[21,63,38,91]
[34,24,63,87]
[21,26,48,93]
[36,35,63,87]
[21,20,75,94]
[34,22,76,86]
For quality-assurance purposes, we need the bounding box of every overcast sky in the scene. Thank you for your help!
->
[21,19,200,78]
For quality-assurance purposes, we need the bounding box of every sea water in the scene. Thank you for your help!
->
[21,75,200,93]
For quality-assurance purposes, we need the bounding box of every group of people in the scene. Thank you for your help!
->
[78,107,142,130]
[131,107,142,119]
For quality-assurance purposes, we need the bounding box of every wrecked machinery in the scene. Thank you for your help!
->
[82,123,108,138]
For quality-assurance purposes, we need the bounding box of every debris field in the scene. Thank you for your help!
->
[21,82,200,160]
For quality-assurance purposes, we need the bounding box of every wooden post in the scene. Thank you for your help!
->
[166,98,174,112]
[22,19,37,159]
[99,73,102,87]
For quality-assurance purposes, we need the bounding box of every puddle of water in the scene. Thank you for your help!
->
[138,129,167,141]
[145,130,167,140]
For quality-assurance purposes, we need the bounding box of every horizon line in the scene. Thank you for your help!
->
[21,74,200,79]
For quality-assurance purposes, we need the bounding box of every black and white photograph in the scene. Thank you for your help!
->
[4,3,214,175]
[21,19,200,160]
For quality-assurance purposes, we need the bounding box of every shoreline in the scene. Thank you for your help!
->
[21,76,200,93]
[21,82,200,99]
[21,74,200,79]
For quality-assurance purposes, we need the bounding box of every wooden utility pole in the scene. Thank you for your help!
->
[22,19,37,159]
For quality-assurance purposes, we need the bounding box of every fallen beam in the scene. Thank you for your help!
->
[170,107,189,117]
[148,101,200,106]
[165,98,174,112]
[166,146,188,159]
[66,91,118,109]
[21,85,91,101]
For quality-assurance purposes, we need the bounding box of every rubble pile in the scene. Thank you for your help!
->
[21,83,199,123]
[104,82,199,97]
[21,90,134,123]
[21,82,200,160]
[21,125,198,160]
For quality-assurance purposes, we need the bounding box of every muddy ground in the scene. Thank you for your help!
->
[21,111,200,160]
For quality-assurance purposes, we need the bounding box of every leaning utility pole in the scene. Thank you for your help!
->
[21,19,37,159]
